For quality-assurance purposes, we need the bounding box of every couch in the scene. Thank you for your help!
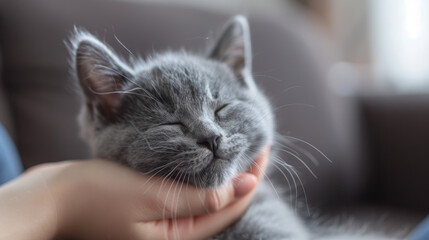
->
[0,0,425,237]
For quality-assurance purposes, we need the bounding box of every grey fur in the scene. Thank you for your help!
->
[70,16,398,240]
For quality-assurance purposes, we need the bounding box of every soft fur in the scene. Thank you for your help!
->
[69,16,395,240]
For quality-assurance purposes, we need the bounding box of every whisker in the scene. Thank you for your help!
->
[277,148,318,179]
[242,152,281,200]
[271,159,294,204]
[114,34,135,56]
[288,166,310,216]
[281,85,302,94]
[172,170,185,240]
[276,137,319,166]
[283,136,332,163]
[194,172,209,214]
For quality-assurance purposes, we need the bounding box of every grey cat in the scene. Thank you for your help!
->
[70,16,395,240]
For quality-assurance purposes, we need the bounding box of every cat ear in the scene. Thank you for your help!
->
[71,30,133,122]
[208,16,253,88]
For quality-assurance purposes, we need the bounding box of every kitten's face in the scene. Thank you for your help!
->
[72,16,274,187]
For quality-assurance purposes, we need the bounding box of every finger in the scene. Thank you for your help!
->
[137,173,257,221]
[248,146,270,180]
[186,194,253,239]
[136,179,256,240]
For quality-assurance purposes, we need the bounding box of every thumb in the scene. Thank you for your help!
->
[232,173,258,198]
[205,173,257,213]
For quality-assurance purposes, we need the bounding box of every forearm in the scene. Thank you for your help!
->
[0,172,57,240]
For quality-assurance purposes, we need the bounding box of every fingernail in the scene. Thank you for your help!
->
[233,174,257,198]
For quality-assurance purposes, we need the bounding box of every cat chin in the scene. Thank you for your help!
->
[188,159,238,188]
[195,151,256,188]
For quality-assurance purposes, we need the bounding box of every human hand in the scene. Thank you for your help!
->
[0,146,270,240]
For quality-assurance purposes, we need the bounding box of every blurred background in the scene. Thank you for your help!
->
[0,0,428,237]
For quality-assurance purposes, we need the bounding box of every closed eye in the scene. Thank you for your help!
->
[215,104,229,116]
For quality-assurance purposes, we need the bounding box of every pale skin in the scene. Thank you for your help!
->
[0,147,270,240]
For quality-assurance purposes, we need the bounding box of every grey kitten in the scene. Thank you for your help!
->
[70,16,395,240]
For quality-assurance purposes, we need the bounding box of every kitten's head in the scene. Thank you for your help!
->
[70,16,274,188]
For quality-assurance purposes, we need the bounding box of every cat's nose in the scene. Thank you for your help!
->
[198,134,221,154]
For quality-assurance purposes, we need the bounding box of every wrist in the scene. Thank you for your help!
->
[50,160,109,239]
[47,161,90,239]
[0,170,59,240]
